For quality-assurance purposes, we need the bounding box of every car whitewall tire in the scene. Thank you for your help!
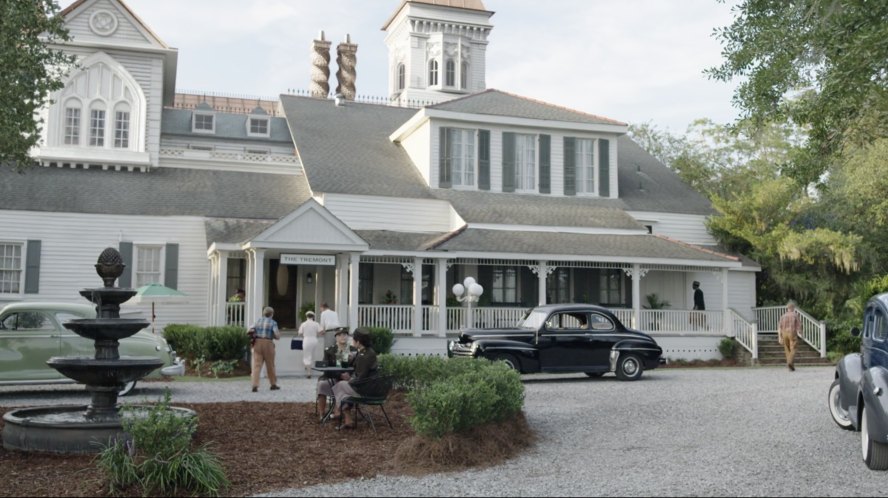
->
[828,379,854,430]
[119,380,137,397]
[862,404,888,470]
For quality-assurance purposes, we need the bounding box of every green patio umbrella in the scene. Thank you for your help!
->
[131,283,188,334]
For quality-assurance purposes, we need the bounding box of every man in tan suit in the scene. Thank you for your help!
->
[778,301,803,371]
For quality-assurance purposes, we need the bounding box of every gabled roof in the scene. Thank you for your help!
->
[279,95,434,199]
[0,166,311,219]
[61,0,170,49]
[428,89,627,127]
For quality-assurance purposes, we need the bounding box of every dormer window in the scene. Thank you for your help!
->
[575,138,596,194]
[248,117,269,137]
[193,112,215,133]
[89,104,106,147]
[429,60,439,87]
[63,101,81,145]
[114,104,130,148]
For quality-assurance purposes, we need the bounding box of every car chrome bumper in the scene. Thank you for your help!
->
[161,357,186,377]
[448,340,475,358]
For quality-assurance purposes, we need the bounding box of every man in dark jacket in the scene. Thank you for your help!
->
[331,328,378,428]
[692,281,707,330]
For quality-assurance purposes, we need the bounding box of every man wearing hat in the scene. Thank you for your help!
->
[691,280,706,330]
[316,328,356,420]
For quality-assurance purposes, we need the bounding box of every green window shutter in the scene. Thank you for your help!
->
[164,243,179,290]
[502,132,516,193]
[438,127,451,188]
[478,129,491,190]
[599,138,610,197]
[24,240,41,294]
[118,242,133,288]
[563,137,576,196]
[539,134,551,194]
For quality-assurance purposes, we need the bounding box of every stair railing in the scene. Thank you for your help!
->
[729,309,757,359]
[754,305,826,358]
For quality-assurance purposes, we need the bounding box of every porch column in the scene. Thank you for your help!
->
[348,254,360,328]
[722,267,730,335]
[436,258,448,337]
[537,260,548,306]
[413,257,423,337]
[336,254,349,326]
[632,264,641,329]
[244,250,255,326]
[217,251,229,325]
[252,249,266,325]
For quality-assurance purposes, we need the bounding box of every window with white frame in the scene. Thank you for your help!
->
[64,104,81,145]
[193,113,215,133]
[248,117,269,136]
[114,107,130,148]
[0,243,23,295]
[134,245,163,287]
[492,267,518,304]
[461,61,469,89]
[428,60,439,86]
[514,134,536,192]
[599,269,624,306]
[89,106,106,147]
[448,128,476,187]
[445,59,456,87]
[576,138,596,194]
[397,63,405,91]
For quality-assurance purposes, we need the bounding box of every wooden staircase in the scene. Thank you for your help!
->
[755,334,833,366]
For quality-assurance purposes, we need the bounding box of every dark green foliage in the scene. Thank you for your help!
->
[298,302,315,321]
[718,338,737,360]
[366,326,394,355]
[378,355,524,438]
[98,391,229,496]
[163,324,249,361]
[0,0,77,171]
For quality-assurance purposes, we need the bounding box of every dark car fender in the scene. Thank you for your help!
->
[836,353,864,428]
[475,339,539,371]
[611,338,664,370]
[860,367,888,441]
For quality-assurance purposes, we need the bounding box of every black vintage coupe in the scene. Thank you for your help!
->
[447,304,665,380]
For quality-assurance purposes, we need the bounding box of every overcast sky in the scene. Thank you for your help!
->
[64,0,743,132]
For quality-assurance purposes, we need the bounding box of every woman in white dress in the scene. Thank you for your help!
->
[297,311,323,378]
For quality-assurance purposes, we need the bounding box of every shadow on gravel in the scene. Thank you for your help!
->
[521,374,671,384]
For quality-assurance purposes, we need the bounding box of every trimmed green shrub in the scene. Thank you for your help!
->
[98,390,228,496]
[298,302,315,322]
[367,326,394,355]
[163,324,249,361]
[717,337,737,360]
[379,354,524,438]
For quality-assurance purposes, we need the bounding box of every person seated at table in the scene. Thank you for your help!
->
[315,328,357,420]
[331,327,378,429]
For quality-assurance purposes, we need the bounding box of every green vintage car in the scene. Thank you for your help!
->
[0,302,184,395]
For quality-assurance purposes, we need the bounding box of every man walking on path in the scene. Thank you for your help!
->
[778,301,803,371]
[250,306,281,391]
[319,303,340,348]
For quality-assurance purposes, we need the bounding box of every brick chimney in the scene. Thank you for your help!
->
[335,34,357,101]
[310,31,331,98]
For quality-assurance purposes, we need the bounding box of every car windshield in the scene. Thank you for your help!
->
[517,309,548,329]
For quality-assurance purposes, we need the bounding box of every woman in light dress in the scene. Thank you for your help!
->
[297,311,323,378]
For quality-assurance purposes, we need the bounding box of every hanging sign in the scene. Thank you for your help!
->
[280,254,336,266]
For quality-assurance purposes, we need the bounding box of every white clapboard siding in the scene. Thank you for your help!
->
[400,120,432,184]
[727,271,756,322]
[322,194,454,233]
[0,211,209,331]
[628,211,717,246]
[64,0,156,48]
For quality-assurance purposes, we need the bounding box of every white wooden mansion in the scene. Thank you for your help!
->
[0,0,825,360]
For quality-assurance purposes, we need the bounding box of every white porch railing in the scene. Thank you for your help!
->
[611,308,635,328]
[358,305,414,333]
[635,309,725,334]
[730,309,758,359]
[225,302,246,328]
[754,305,826,358]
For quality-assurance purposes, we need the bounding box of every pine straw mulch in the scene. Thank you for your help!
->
[0,391,534,497]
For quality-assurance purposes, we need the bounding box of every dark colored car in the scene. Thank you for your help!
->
[447,304,665,380]
[828,292,888,470]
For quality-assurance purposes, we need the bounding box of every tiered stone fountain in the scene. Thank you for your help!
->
[2,248,194,454]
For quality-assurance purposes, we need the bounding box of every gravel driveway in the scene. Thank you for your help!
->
[1,367,883,496]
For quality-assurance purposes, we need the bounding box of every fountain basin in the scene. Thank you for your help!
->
[2,405,196,454]
[47,357,163,386]
[63,319,150,341]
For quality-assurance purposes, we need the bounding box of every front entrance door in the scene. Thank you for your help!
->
[268,260,298,329]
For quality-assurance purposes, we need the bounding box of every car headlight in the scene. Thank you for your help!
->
[471,342,480,354]
[155,345,162,352]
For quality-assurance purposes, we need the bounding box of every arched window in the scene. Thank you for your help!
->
[461,61,469,89]
[63,98,82,145]
[88,101,107,147]
[428,60,439,87]
[113,102,131,148]
[445,59,455,87]
[397,63,405,91]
